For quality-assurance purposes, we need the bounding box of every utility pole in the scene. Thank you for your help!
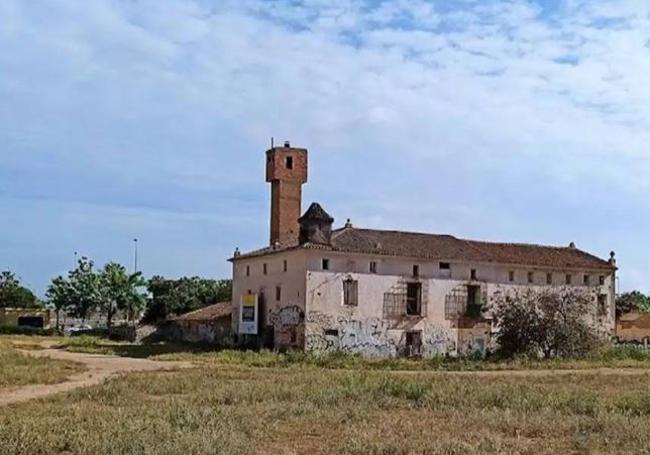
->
[133,238,138,273]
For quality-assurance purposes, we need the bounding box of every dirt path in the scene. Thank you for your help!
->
[0,348,193,407]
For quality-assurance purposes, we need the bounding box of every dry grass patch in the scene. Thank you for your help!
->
[0,341,84,388]
[3,364,650,454]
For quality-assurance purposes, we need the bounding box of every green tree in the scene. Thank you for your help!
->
[67,258,102,324]
[490,287,602,358]
[0,271,39,308]
[144,277,231,321]
[99,263,147,328]
[616,291,650,316]
[45,276,73,332]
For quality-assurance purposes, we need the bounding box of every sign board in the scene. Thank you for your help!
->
[238,293,258,335]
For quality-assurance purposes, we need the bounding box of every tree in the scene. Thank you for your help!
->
[144,277,232,321]
[45,276,73,332]
[99,263,147,328]
[0,271,39,308]
[616,291,650,316]
[490,287,602,358]
[67,258,102,323]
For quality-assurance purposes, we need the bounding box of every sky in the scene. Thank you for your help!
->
[1,0,649,295]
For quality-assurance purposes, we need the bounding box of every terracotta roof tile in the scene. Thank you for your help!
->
[233,227,613,270]
[174,302,232,322]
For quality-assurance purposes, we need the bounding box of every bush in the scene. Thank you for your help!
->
[0,325,55,336]
[490,287,603,358]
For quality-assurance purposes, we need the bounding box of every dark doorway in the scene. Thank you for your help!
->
[406,282,422,316]
[263,325,275,349]
[405,331,422,357]
[17,316,44,328]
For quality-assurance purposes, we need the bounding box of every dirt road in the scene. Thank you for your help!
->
[0,348,192,407]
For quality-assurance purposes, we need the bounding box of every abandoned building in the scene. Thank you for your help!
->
[0,307,51,330]
[230,143,617,357]
[165,302,232,345]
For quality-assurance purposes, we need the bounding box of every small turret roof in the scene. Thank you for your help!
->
[299,202,334,222]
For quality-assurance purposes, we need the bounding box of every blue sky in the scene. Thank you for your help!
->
[1,0,649,295]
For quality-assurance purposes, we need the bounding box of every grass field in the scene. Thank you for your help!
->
[0,338,84,388]
[3,337,650,454]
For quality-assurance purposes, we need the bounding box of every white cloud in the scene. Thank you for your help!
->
[1,0,649,292]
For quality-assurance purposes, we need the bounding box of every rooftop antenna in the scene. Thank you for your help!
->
[271,137,274,148]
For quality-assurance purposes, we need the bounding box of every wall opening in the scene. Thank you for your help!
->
[406,282,422,316]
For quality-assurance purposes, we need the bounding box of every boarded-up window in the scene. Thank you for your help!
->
[343,279,358,306]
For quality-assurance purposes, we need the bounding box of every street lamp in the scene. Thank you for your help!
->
[133,238,138,273]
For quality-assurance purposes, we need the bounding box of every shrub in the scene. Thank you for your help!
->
[0,325,55,336]
[490,287,603,358]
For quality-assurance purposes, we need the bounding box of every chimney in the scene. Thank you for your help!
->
[266,142,308,245]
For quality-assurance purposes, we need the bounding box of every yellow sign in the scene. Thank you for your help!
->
[242,294,256,307]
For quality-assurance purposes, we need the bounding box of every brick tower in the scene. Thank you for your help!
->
[266,142,308,246]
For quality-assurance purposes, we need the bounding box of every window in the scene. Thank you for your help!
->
[597,294,608,316]
[406,282,422,316]
[413,265,419,277]
[565,274,572,285]
[325,329,339,337]
[246,265,250,277]
[369,261,378,274]
[583,274,590,285]
[527,271,534,284]
[285,156,293,169]
[470,269,477,280]
[343,279,358,306]
[322,258,330,270]
[599,275,605,286]
[283,260,288,272]
[275,286,281,301]
[508,271,515,282]
[439,262,450,270]
[546,273,553,285]
[466,285,482,317]
[263,263,268,275]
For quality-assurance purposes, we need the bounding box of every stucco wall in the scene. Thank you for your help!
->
[231,249,308,349]
[302,250,616,357]
[231,248,615,356]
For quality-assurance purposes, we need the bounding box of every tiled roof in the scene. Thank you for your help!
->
[233,227,614,270]
[299,202,334,222]
[174,302,232,322]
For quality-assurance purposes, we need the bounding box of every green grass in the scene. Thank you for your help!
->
[58,337,650,372]
[2,362,650,453]
[0,340,84,388]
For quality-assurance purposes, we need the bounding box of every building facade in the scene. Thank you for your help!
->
[230,144,617,357]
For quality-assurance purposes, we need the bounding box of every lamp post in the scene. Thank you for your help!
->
[133,238,138,273]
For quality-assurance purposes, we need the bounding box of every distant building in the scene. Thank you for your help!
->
[0,307,51,329]
[230,144,617,357]
[167,302,232,344]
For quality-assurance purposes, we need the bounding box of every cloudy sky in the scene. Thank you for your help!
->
[1,0,649,294]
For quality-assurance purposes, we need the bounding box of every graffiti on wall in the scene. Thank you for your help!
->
[305,311,455,357]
